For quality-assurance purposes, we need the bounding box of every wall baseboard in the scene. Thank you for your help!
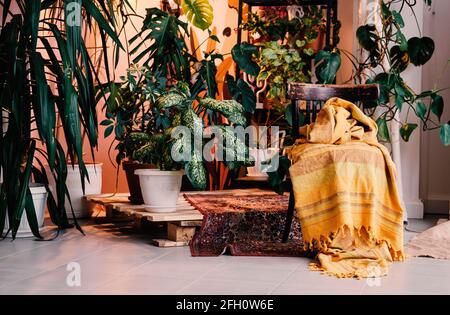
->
[405,200,424,219]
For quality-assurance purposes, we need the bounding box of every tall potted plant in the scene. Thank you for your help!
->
[0,0,122,238]
[101,65,168,204]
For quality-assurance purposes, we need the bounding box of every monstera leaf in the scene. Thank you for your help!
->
[407,37,435,66]
[231,42,260,76]
[390,45,410,73]
[226,75,256,113]
[315,50,341,84]
[130,8,190,81]
[181,0,213,31]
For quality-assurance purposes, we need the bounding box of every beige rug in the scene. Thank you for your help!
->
[406,220,450,260]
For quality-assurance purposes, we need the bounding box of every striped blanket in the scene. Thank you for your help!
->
[289,97,404,278]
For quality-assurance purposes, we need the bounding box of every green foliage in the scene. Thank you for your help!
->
[267,154,292,195]
[232,42,260,76]
[440,123,450,147]
[315,50,341,84]
[181,0,213,31]
[226,75,256,113]
[241,6,340,47]
[347,0,447,145]
[200,98,247,126]
[130,8,190,82]
[0,0,122,238]
[408,37,435,66]
[258,41,309,104]
[400,123,418,142]
[113,81,250,190]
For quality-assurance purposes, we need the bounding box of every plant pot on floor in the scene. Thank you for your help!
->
[123,161,155,204]
[3,183,48,238]
[135,169,184,213]
[46,163,102,219]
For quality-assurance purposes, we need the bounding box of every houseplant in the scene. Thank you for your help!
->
[101,65,168,203]
[267,0,448,195]
[103,3,252,195]
[315,0,448,145]
[0,0,122,238]
[128,82,251,211]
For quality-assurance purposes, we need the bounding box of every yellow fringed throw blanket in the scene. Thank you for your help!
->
[289,97,405,279]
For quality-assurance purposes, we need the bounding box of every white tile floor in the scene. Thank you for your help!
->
[0,218,449,295]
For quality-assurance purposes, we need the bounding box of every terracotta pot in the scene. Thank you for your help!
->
[123,161,155,204]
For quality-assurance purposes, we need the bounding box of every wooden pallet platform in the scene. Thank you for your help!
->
[84,193,203,247]
[84,189,269,247]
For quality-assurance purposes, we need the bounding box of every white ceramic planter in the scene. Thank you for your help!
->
[3,184,48,238]
[135,169,184,213]
[46,163,102,219]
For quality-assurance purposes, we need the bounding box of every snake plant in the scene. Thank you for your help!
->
[0,0,122,239]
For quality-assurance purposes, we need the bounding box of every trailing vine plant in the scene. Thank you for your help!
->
[341,0,448,145]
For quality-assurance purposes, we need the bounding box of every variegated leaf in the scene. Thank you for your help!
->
[200,98,247,126]
[185,149,207,189]
[156,93,186,109]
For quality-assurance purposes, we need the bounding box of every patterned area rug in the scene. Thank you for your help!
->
[184,191,308,257]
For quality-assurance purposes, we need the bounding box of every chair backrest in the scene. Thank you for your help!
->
[287,83,380,139]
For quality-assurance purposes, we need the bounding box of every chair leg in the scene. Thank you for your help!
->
[282,191,296,243]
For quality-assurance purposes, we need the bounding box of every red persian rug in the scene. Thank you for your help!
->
[184,191,309,257]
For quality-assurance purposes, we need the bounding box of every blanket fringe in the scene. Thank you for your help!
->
[302,224,405,262]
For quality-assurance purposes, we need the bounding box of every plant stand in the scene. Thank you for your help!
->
[84,193,203,247]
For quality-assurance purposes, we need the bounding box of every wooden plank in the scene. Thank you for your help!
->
[84,193,130,205]
[135,210,203,222]
[177,220,203,227]
[152,239,189,247]
[167,223,196,242]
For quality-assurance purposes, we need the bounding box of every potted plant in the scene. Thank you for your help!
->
[0,0,122,238]
[130,82,251,212]
[101,65,167,204]
[102,3,254,196]
[313,0,448,145]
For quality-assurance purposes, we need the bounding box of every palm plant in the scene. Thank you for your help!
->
[0,0,122,239]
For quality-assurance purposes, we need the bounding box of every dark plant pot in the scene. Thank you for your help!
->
[123,161,155,204]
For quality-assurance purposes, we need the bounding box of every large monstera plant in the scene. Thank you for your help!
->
[130,83,251,189]
[0,0,122,239]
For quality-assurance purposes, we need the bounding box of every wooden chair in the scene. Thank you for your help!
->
[282,83,380,243]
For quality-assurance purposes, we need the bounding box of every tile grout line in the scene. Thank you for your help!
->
[267,263,303,295]
[0,229,83,260]
[173,259,231,294]
[0,235,138,290]
[81,249,178,294]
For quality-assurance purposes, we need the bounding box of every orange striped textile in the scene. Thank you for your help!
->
[289,98,404,278]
